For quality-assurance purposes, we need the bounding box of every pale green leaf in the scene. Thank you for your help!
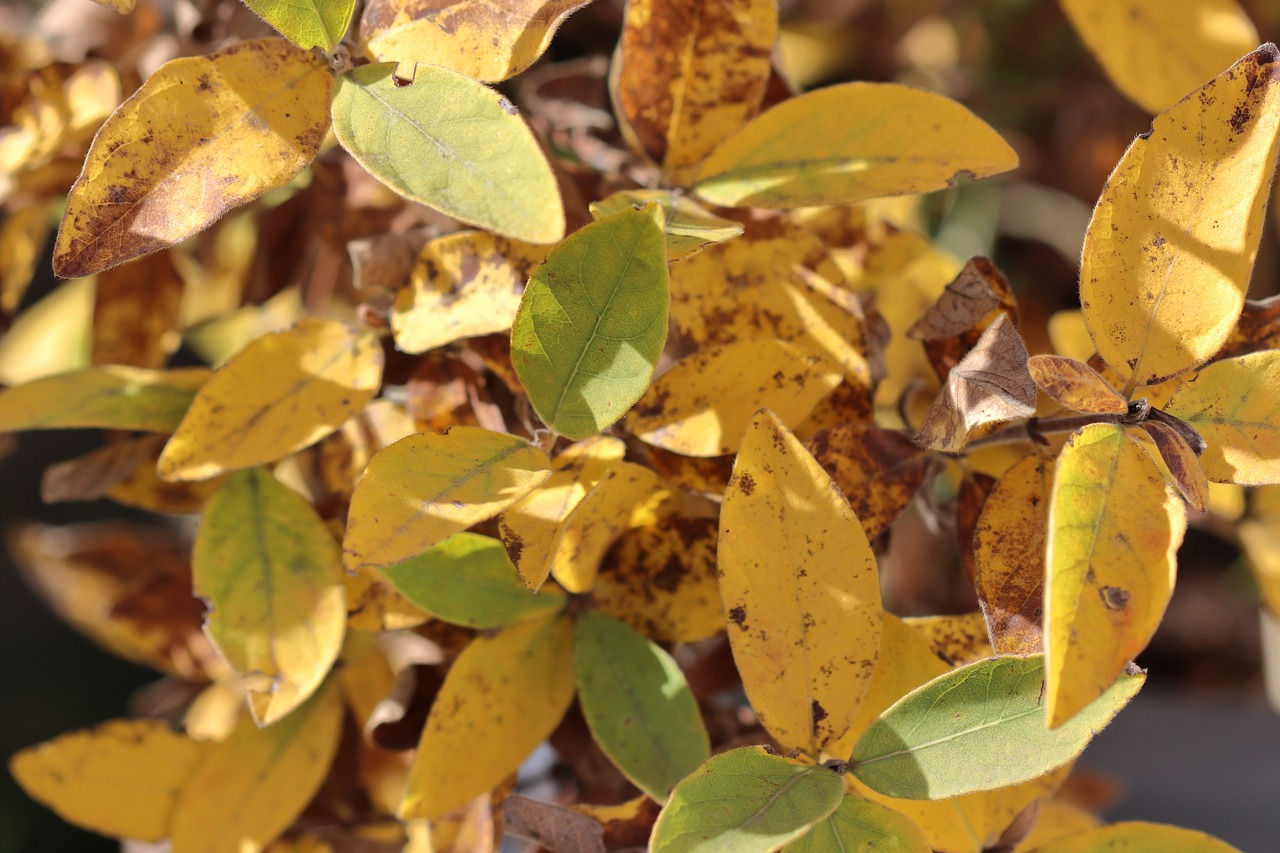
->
[331,63,564,244]
[782,794,931,853]
[243,0,355,50]
[0,366,208,433]
[511,205,669,439]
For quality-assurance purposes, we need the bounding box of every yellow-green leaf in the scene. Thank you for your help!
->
[0,366,208,433]
[400,615,575,819]
[1045,423,1185,726]
[611,0,777,181]
[169,682,344,853]
[1164,350,1280,485]
[589,191,744,260]
[650,747,844,853]
[53,39,332,278]
[331,63,565,244]
[574,611,709,802]
[782,794,931,853]
[243,0,355,50]
[10,719,205,842]
[344,427,551,572]
[1080,44,1280,390]
[511,205,670,439]
[1060,0,1258,114]
[1032,821,1243,853]
[391,231,547,354]
[158,319,382,480]
[379,532,566,628]
[849,656,1143,799]
[629,340,841,457]
[193,468,345,725]
[694,83,1018,208]
[719,409,883,754]
[360,0,592,83]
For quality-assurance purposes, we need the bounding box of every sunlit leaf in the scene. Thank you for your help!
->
[511,204,669,438]
[695,83,1018,208]
[10,719,205,842]
[612,0,777,181]
[380,532,566,628]
[650,747,845,853]
[589,190,744,260]
[243,0,355,50]
[1061,0,1258,113]
[0,366,207,433]
[1164,350,1280,485]
[158,319,383,480]
[719,409,882,754]
[331,63,564,244]
[574,611,708,801]
[400,615,575,819]
[782,794,931,853]
[904,612,994,667]
[194,468,345,725]
[1027,355,1129,414]
[1031,821,1243,853]
[360,0,592,83]
[170,682,344,853]
[1079,44,1280,389]
[1045,423,1184,726]
[53,39,332,277]
[849,656,1143,799]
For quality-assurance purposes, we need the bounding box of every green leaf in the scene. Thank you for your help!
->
[848,655,1143,799]
[330,63,564,244]
[573,611,709,802]
[242,0,355,50]
[588,190,744,260]
[650,747,844,853]
[510,205,669,439]
[0,366,208,433]
[193,468,346,726]
[379,532,565,628]
[782,794,931,853]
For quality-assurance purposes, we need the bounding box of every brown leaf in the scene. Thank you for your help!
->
[915,314,1037,453]
[1139,419,1209,512]
[572,796,663,851]
[972,453,1048,655]
[909,256,1018,384]
[644,444,733,496]
[91,250,182,368]
[955,471,996,582]
[803,424,928,539]
[1027,354,1128,414]
[503,795,606,853]
[41,435,165,504]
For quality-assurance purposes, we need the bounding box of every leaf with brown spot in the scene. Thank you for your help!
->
[593,517,723,643]
[569,796,663,851]
[915,314,1037,454]
[1139,419,1209,512]
[91,251,183,368]
[630,340,841,457]
[956,470,996,582]
[504,795,606,853]
[903,612,993,666]
[53,39,332,278]
[612,0,777,182]
[391,231,547,355]
[643,444,734,496]
[803,423,929,540]
[589,190,745,260]
[974,453,1050,656]
[360,0,592,83]
[908,256,1019,383]
[1028,355,1129,415]
[719,409,883,755]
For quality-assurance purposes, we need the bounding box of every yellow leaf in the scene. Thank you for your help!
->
[719,409,882,754]
[1045,424,1186,726]
[170,682,345,853]
[1011,801,1100,852]
[1061,0,1258,114]
[1079,44,1280,390]
[1028,355,1129,414]
[10,719,204,842]
[1240,518,1280,615]
[194,468,346,725]
[185,679,248,743]
[400,615,575,819]
[0,277,93,385]
[391,231,547,354]
[344,427,552,572]
[550,461,672,593]
[612,0,777,181]
[89,0,137,12]
[336,632,397,732]
[903,612,993,666]
[344,563,430,631]
[0,365,208,433]
[1047,309,1095,364]
[695,82,1018,208]
[158,319,383,480]
[360,0,592,83]
[498,436,625,589]
[629,340,841,457]
[53,38,332,278]
[0,202,52,313]
[106,438,229,514]
[1031,821,1243,853]
[593,517,724,643]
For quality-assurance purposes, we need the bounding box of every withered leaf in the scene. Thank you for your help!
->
[955,471,997,582]
[41,435,165,504]
[1027,354,1129,414]
[503,795,606,853]
[908,256,1017,341]
[915,314,1037,454]
[1139,419,1209,512]
[803,424,929,540]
